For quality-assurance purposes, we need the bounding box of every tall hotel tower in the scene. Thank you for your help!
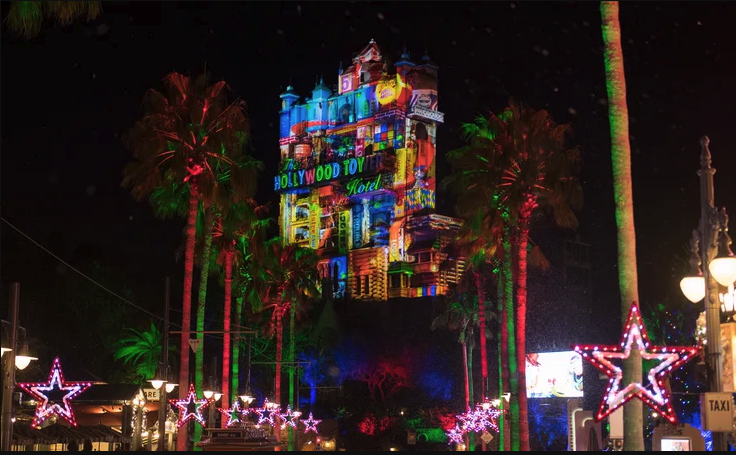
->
[275,40,464,301]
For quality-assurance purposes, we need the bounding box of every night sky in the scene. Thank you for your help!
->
[2,2,735,339]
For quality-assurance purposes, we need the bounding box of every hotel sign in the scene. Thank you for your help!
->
[275,154,384,192]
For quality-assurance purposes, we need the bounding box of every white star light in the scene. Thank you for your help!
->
[18,357,92,428]
[574,301,699,423]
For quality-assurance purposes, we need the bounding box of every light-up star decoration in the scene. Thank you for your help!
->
[169,384,211,427]
[218,400,246,428]
[446,424,464,445]
[301,412,321,434]
[253,398,278,427]
[455,404,501,434]
[17,357,92,428]
[573,301,699,424]
[279,405,302,429]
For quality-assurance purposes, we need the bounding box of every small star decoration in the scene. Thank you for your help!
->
[170,384,211,427]
[446,424,464,445]
[279,405,302,429]
[301,412,321,434]
[254,398,278,427]
[573,301,699,424]
[218,400,246,428]
[18,357,92,428]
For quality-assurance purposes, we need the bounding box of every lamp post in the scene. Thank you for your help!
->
[679,137,736,452]
[1,283,37,452]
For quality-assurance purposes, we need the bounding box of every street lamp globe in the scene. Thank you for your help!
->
[14,341,37,370]
[14,354,37,370]
[680,275,706,303]
[709,256,736,288]
[149,379,166,390]
[165,383,178,394]
[203,390,214,400]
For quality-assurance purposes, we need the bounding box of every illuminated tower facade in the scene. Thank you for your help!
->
[275,40,463,300]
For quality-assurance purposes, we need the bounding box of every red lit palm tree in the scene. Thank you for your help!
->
[212,198,269,421]
[122,72,250,451]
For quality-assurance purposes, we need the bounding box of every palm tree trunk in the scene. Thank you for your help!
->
[497,269,508,452]
[221,248,233,427]
[467,342,475,452]
[231,296,243,405]
[194,206,215,441]
[474,272,488,399]
[288,304,296,451]
[177,182,200,451]
[504,231,519,451]
[463,341,470,410]
[601,2,643,451]
[516,209,533,452]
[275,306,283,443]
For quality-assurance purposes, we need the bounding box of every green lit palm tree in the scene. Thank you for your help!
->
[114,323,166,385]
[247,240,319,445]
[5,1,101,39]
[432,290,493,453]
[601,2,643,450]
[230,205,272,403]
[122,72,251,450]
[447,102,581,451]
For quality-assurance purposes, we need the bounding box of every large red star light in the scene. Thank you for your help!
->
[573,301,699,424]
[18,357,92,428]
[170,384,211,427]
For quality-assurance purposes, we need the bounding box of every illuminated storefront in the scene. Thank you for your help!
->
[277,40,464,300]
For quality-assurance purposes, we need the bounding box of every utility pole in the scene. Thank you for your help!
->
[0,283,20,452]
[158,277,170,451]
[698,137,726,452]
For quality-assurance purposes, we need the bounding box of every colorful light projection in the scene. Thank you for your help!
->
[573,301,699,424]
[276,41,459,301]
[18,357,92,428]
[170,384,211,427]
[274,154,384,192]
[375,74,405,106]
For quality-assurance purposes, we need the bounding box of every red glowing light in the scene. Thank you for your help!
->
[17,357,92,428]
[572,301,699,424]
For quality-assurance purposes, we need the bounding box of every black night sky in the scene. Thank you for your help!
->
[2,2,736,373]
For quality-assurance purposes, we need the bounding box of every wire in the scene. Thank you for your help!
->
[1,217,257,342]
[1,216,174,327]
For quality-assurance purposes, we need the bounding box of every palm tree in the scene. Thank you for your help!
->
[230,205,272,403]
[122,72,250,451]
[5,1,101,39]
[447,103,582,451]
[212,198,268,421]
[432,291,485,410]
[247,241,319,443]
[600,2,643,450]
[432,290,490,452]
[114,323,166,385]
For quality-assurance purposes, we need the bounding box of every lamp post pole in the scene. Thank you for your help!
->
[158,277,170,451]
[698,136,726,452]
[1,283,20,452]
